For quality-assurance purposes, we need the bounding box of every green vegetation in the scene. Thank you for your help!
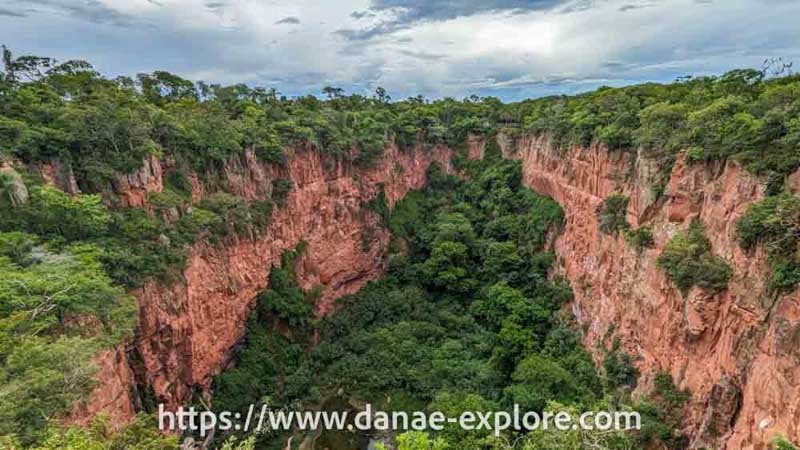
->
[635,372,690,450]
[736,192,800,292]
[377,432,449,450]
[0,179,280,289]
[3,49,800,191]
[510,402,636,450]
[5,413,252,450]
[772,436,800,450]
[657,220,733,294]
[625,226,655,252]
[25,414,179,450]
[602,338,640,392]
[525,70,800,179]
[3,48,797,447]
[0,232,135,445]
[597,194,630,235]
[208,158,681,449]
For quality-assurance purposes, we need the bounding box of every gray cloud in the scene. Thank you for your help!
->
[618,3,654,11]
[350,10,375,19]
[557,0,595,13]
[602,60,629,69]
[8,0,132,25]
[368,0,565,21]
[334,22,408,41]
[482,74,621,89]
[338,0,566,40]
[1,0,799,101]
[275,16,301,24]
[397,49,447,60]
[0,7,27,17]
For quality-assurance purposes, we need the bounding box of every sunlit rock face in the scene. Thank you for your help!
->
[69,143,455,427]
[505,134,800,449]
[72,136,800,449]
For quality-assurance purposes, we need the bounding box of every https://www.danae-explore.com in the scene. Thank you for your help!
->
[158,403,641,437]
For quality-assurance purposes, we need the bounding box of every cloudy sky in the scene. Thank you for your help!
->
[0,0,798,101]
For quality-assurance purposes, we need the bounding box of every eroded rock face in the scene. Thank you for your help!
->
[112,155,164,207]
[38,158,80,194]
[505,135,800,449]
[68,348,138,428]
[70,137,800,449]
[72,143,454,425]
[695,377,742,449]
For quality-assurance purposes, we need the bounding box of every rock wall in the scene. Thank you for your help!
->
[504,135,800,450]
[69,135,800,449]
[70,143,455,426]
[112,155,163,208]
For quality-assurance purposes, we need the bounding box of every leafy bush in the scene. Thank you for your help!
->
[257,265,313,328]
[271,178,293,206]
[772,436,800,450]
[0,186,111,242]
[736,192,800,291]
[366,184,390,226]
[603,338,640,391]
[377,431,449,450]
[625,226,655,252]
[739,192,799,249]
[147,188,186,212]
[687,95,768,161]
[635,372,690,450]
[28,414,181,450]
[0,242,135,445]
[657,220,732,293]
[597,194,630,235]
[504,354,593,411]
[635,102,689,155]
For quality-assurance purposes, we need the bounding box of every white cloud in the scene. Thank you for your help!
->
[0,0,798,100]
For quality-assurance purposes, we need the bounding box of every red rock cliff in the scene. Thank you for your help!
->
[504,134,800,450]
[70,143,455,426]
[71,136,800,449]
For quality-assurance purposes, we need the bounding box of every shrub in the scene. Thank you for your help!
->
[366,184,390,226]
[657,220,732,293]
[0,231,37,263]
[687,95,768,161]
[653,371,690,410]
[272,178,293,206]
[147,188,186,213]
[635,102,689,155]
[737,192,799,256]
[597,194,630,235]
[635,372,690,450]
[603,338,639,391]
[504,354,592,411]
[772,436,799,450]
[625,226,655,252]
[736,192,800,292]
[0,167,29,207]
[1,186,112,242]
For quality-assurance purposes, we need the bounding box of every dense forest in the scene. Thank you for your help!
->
[0,46,799,448]
[207,151,690,450]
